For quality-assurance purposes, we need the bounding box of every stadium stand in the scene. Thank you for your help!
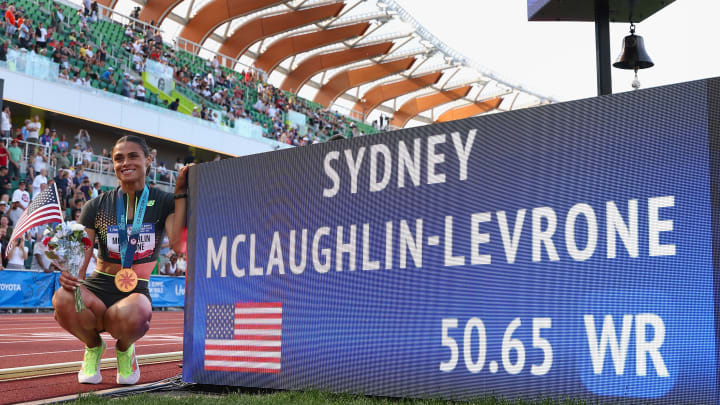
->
[0,0,380,146]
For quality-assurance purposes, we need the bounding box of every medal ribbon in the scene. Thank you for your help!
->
[116,186,150,268]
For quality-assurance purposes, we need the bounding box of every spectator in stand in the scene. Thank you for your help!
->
[6,237,27,269]
[70,143,83,166]
[0,212,11,247]
[27,115,42,144]
[4,5,16,37]
[135,81,146,101]
[100,66,113,82]
[168,98,179,111]
[57,134,69,152]
[75,129,90,150]
[83,146,98,171]
[79,178,91,200]
[162,251,180,276]
[72,165,86,190]
[88,1,99,23]
[54,148,71,171]
[52,4,63,33]
[51,132,60,153]
[120,73,131,97]
[31,224,55,272]
[0,166,11,203]
[101,148,111,172]
[18,18,32,50]
[176,252,186,275]
[39,128,52,148]
[11,180,29,210]
[0,141,8,172]
[0,40,8,62]
[29,147,47,180]
[54,169,70,209]
[32,168,48,199]
[7,139,20,180]
[1,105,11,139]
[91,181,101,199]
[156,161,174,183]
[20,119,30,141]
[35,22,47,48]
[148,149,158,168]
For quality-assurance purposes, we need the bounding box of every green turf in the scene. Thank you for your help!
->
[73,390,589,405]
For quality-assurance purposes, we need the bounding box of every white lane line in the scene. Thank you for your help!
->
[0,342,183,359]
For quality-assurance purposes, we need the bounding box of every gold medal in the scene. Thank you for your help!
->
[115,268,138,292]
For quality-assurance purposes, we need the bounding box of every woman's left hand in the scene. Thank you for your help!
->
[174,163,193,194]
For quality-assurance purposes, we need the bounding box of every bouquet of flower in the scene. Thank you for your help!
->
[43,223,93,312]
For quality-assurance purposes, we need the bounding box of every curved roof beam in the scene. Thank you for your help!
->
[281,42,394,93]
[314,57,416,107]
[178,0,287,46]
[254,22,370,74]
[217,2,346,66]
[139,0,183,26]
[390,85,472,128]
[351,72,442,119]
[434,98,504,123]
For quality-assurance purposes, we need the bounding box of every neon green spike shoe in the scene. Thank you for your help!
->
[116,343,140,385]
[78,338,106,384]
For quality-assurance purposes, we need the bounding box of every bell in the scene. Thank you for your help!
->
[613,33,654,70]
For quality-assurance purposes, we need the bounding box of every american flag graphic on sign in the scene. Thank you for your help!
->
[204,302,282,373]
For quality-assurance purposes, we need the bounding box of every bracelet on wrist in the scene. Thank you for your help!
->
[174,193,188,200]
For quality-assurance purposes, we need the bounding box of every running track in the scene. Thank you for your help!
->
[0,311,184,404]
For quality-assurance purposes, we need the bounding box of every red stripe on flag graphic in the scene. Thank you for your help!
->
[204,302,282,373]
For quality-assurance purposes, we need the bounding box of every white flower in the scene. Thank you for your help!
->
[70,223,85,232]
[43,228,51,236]
[50,237,59,244]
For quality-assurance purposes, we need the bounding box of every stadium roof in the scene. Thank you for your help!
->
[85,0,553,128]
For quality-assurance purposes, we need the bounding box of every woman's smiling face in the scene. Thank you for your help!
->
[112,141,150,185]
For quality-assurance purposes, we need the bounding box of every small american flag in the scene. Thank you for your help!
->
[6,182,63,256]
[204,302,282,373]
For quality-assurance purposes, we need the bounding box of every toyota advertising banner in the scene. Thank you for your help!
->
[183,78,720,403]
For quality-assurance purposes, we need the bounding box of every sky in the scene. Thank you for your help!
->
[392,0,720,102]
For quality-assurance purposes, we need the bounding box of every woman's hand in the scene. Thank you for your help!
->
[174,163,193,194]
[58,270,81,291]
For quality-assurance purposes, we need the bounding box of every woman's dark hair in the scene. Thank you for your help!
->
[114,135,150,157]
[114,135,151,175]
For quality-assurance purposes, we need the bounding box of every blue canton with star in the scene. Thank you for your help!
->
[206,304,235,339]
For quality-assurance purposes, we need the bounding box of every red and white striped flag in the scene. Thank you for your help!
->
[6,182,63,256]
[204,302,282,373]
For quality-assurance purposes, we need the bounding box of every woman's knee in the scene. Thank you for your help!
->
[53,287,105,331]
[52,288,76,318]
[104,295,152,339]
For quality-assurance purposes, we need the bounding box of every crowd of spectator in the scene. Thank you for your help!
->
[0,0,382,149]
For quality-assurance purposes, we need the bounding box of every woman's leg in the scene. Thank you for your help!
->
[52,286,107,347]
[103,293,152,351]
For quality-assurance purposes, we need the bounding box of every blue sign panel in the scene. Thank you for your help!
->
[148,275,185,307]
[183,78,720,403]
[0,270,57,308]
